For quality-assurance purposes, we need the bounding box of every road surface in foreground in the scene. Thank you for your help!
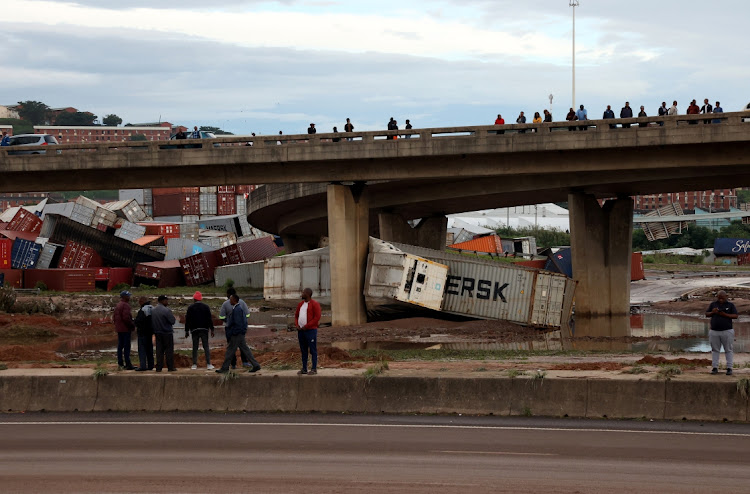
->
[1,413,749,493]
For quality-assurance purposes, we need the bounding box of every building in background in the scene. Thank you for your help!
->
[632,189,736,212]
[34,125,171,143]
[0,106,20,119]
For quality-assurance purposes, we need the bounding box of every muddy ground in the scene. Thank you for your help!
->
[0,284,746,373]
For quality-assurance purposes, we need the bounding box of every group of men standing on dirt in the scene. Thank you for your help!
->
[113,287,322,375]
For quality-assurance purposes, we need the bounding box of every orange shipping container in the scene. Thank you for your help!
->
[631,252,645,281]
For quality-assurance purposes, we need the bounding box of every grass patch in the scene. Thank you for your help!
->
[0,363,7,370]
[218,370,240,385]
[92,367,109,380]
[438,367,449,372]
[622,365,648,375]
[506,369,526,378]
[657,365,682,380]
[363,359,389,383]
[522,407,533,417]
[0,326,58,340]
[531,370,547,380]
[473,367,488,372]
[737,378,750,399]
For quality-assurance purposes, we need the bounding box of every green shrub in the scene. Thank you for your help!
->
[112,283,131,293]
[0,287,16,312]
[34,281,48,291]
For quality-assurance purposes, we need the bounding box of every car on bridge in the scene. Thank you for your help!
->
[5,134,60,155]
[162,130,219,149]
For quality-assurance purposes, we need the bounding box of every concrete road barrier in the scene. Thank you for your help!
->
[0,371,748,422]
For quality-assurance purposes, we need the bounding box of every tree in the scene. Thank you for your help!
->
[129,134,147,141]
[102,114,123,126]
[16,100,50,125]
[200,125,233,135]
[55,111,98,126]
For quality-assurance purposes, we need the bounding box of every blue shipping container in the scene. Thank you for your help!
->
[546,248,573,278]
[11,239,42,269]
[713,238,750,256]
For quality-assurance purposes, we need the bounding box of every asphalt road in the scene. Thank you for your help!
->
[1,414,749,493]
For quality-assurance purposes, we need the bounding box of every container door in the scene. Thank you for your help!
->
[530,273,567,327]
[398,257,448,311]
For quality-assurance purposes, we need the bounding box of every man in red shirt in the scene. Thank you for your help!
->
[114,290,136,370]
[295,288,321,375]
[494,114,505,135]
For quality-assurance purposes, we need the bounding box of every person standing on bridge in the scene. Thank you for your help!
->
[687,99,700,124]
[405,119,413,138]
[216,294,261,374]
[603,105,616,129]
[706,290,738,375]
[494,114,505,134]
[152,295,177,372]
[516,112,526,133]
[620,102,633,128]
[0,132,9,146]
[701,99,713,124]
[638,106,648,127]
[712,102,724,124]
[191,126,200,139]
[114,290,136,370]
[668,100,679,116]
[575,105,588,131]
[565,108,577,131]
[658,102,669,126]
[295,288,321,375]
[387,117,398,139]
[307,123,316,134]
[344,118,354,141]
[543,109,552,123]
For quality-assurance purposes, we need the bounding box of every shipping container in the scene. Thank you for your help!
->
[200,186,217,194]
[199,193,217,215]
[181,187,200,194]
[515,259,547,270]
[153,194,183,217]
[90,206,118,229]
[180,250,220,286]
[143,189,153,206]
[118,189,145,205]
[216,243,243,266]
[631,252,645,281]
[217,192,236,215]
[391,241,576,330]
[182,194,199,215]
[713,238,750,256]
[199,230,236,249]
[216,236,282,267]
[6,209,42,234]
[24,269,96,292]
[36,242,63,269]
[0,269,23,288]
[179,222,199,240]
[545,248,573,278]
[197,215,242,235]
[165,238,215,261]
[94,267,134,291]
[103,199,147,223]
[214,261,265,289]
[218,186,236,193]
[138,222,180,239]
[364,239,448,313]
[0,238,12,269]
[182,215,199,223]
[236,195,247,216]
[70,203,95,226]
[152,187,183,196]
[264,247,331,302]
[58,240,104,269]
[114,221,148,242]
[0,229,38,242]
[134,260,184,288]
[11,238,41,269]
[153,216,183,222]
[41,214,164,267]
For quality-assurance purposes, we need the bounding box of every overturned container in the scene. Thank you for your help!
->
[264,247,331,303]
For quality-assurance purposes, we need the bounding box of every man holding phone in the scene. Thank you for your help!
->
[705,290,738,375]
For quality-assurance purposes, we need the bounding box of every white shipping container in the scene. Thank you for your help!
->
[75,196,102,210]
[90,206,118,228]
[182,215,199,223]
[114,221,147,242]
[215,261,265,289]
[104,199,147,223]
[199,230,237,249]
[264,247,331,302]
[180,222,200,240]
[36,242,62,269]
[41,202,74,220]
[236,195,247,216]
[200,186,217,194]
[199,194,217,215]
[390,241,575,330]
[364,239,448,312]
[70,203,96,226]
[118,189,145,205]
[165,238,216,261]
[143,189,153,206]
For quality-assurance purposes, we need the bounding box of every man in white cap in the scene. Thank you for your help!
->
[185,291,215,370]
[113,290,135,370]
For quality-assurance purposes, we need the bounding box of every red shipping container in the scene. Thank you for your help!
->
[181,187,200,193]
[139,223,180,239]
[152,194,183,217]
[631,252,645,281]
[216,244,243,266]
[218,186,236,193]
[236,185,257,194]
[234,236,283,263]
[24,269,96,292]
[0,269,23,288]
[152,187,183,196]
[0,238,12,269]
[515,259,547,270]
[135,260,184,288]
[6,210,42,234]
[182,193,199,215]
[180,250,219,286]
[95,267,110,281]
[217,192,236,216]
[58,241,104,269]
[95,267,134,291]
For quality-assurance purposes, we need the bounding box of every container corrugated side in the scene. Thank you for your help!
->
[153,194,183,217]
[215,261,264,289]
[118,189,145,205]
[264,247,330,301]
[36,242,63,269]
[41,202,74,220]
[70,203,95,226]
[165,238,215,261]
[0,269,23,288]
[199,194,217,215]
[114,221,147,242]
[631,252,645,281]
[103,199,147,223]
[198,216,241,235]
[180,250,220,286]
[24,269,96,292]
[7,209,42,234]
[200,187,217,194]
[11,238,41,269]
[134,260,184,288]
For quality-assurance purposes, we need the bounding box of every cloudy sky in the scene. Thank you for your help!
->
[2,0,748,135]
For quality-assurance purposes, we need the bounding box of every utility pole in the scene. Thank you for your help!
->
[570,0,579,110]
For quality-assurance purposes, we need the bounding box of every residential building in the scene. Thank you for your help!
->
[34,125,172,143]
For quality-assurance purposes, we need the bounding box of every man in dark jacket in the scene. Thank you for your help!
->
[700,98,713,124]
[603,105,616,129]
[134,297,154,371]
[620,102,633,128]
[185,291,215,370]
[566,108,577,131]
[638,106,648,127]
[657,102,668,126]
[307,123,316,134]
[216,294,261,373]
[114,290,135,370]
[295,288,322,375]
[152,295,176,372]
[706,290,738,375]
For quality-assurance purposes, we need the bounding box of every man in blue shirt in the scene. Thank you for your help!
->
[575,104,588,131]
[712,101,723,124]
[216,294,261,373]
[0,132,10,146]
[705,290,738,375]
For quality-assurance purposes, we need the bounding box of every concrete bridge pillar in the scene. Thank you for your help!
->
[568,193,633,322]
[327,183,369,326]
[378,212,448,250]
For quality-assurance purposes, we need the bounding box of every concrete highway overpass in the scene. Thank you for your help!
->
[3,111,750,328]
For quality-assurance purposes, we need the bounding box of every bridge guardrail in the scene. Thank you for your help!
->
[1,111,749,157]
